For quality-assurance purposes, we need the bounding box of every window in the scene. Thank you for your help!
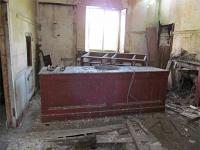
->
[119,9,126,53]
[85,6,126,52]
[26,35,32,66]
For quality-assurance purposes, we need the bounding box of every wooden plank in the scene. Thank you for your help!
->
[127,120,164,150]
[26,124,125,140]
[146,27,159,67]
[132,119,157,142]
[125,143,137,150]
[96,134,133,143]
[38,0,79,5]
[80,52,148,66]
[188,116,200,123]
[127,120,149,150]
[173,60,200,70]
[166,104,200,119]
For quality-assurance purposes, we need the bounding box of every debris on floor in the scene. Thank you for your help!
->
[166,103,200,124]
[166,90,200,125]
[1,93,200,150]
[6,119,166,150]
[166,90,196,106]
[126,119,165,150]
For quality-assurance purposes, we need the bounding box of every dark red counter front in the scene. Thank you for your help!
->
[39,66,169,122]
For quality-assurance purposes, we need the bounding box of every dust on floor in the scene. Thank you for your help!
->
[0,93,200,150]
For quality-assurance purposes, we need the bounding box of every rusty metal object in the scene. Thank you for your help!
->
[39,66,168,122]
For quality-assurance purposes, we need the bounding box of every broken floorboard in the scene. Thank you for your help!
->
[28,123,125,140]
[96,134,133,143]
[127,119,165,150]
[7,120,166,150]
[166,103,200,124]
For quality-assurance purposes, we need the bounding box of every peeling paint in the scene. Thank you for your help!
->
[7,0,37,125]
[38,4,77,65]
[39,0,160,55]
[76,0,160,54]
[160,0,200,59]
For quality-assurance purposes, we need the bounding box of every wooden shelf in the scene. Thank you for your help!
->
[81,52,148,66]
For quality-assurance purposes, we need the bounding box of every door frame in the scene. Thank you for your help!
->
[0,2,15,127]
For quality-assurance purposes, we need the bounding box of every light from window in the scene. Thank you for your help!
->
[85,6,120,52]
[119,9,126,53]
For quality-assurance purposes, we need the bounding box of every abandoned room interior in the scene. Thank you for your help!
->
[1,0,200,149]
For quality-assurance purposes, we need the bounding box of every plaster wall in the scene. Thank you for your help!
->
[77,0,160,54]
[125,0,159,54]
[7,0,37,122]
[38,0,160,55]
[160,0,200,59]
[38,3,77,65]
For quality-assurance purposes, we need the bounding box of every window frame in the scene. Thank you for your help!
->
[85,6,126,52]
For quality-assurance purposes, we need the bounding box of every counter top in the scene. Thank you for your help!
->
[39,66,168,75]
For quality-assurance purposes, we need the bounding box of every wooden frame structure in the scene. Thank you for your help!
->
[0,2,14,127]
[80,52,148,66]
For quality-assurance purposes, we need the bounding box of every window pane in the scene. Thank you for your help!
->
[119,9,126,53]
[85,7,104,51]
[103,10,120,51]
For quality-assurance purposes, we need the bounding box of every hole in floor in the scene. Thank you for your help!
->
[45,134,126,150]
[45,123,50,126]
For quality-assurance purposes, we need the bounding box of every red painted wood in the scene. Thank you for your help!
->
[40,70,169,122]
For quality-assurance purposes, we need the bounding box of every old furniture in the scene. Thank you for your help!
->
[40,66,169,122]
[80,52,148,66]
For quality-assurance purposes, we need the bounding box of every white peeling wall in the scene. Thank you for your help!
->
[125,0,160,54]
[160,0,200,60]
[37,0,160,57]
[38,3,77,65]
[76,0,160,54]
[8,0,37,122]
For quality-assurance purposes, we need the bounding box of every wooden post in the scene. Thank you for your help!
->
[0,3,14,127]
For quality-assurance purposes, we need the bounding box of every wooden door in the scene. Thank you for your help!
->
[158,23,175,69]
[39,4,77,66]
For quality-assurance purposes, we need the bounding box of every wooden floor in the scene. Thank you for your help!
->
[1,93,200,150]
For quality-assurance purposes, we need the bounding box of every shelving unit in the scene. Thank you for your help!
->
[80,52,148,66]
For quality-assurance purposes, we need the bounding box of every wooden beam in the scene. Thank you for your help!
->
[38,0,79,6]
[127,120,164,150]
[96,134,133,143]
[23,123,125,140]
[0,3,14,127]
[127,120,148,150]
[173,60,200,70]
